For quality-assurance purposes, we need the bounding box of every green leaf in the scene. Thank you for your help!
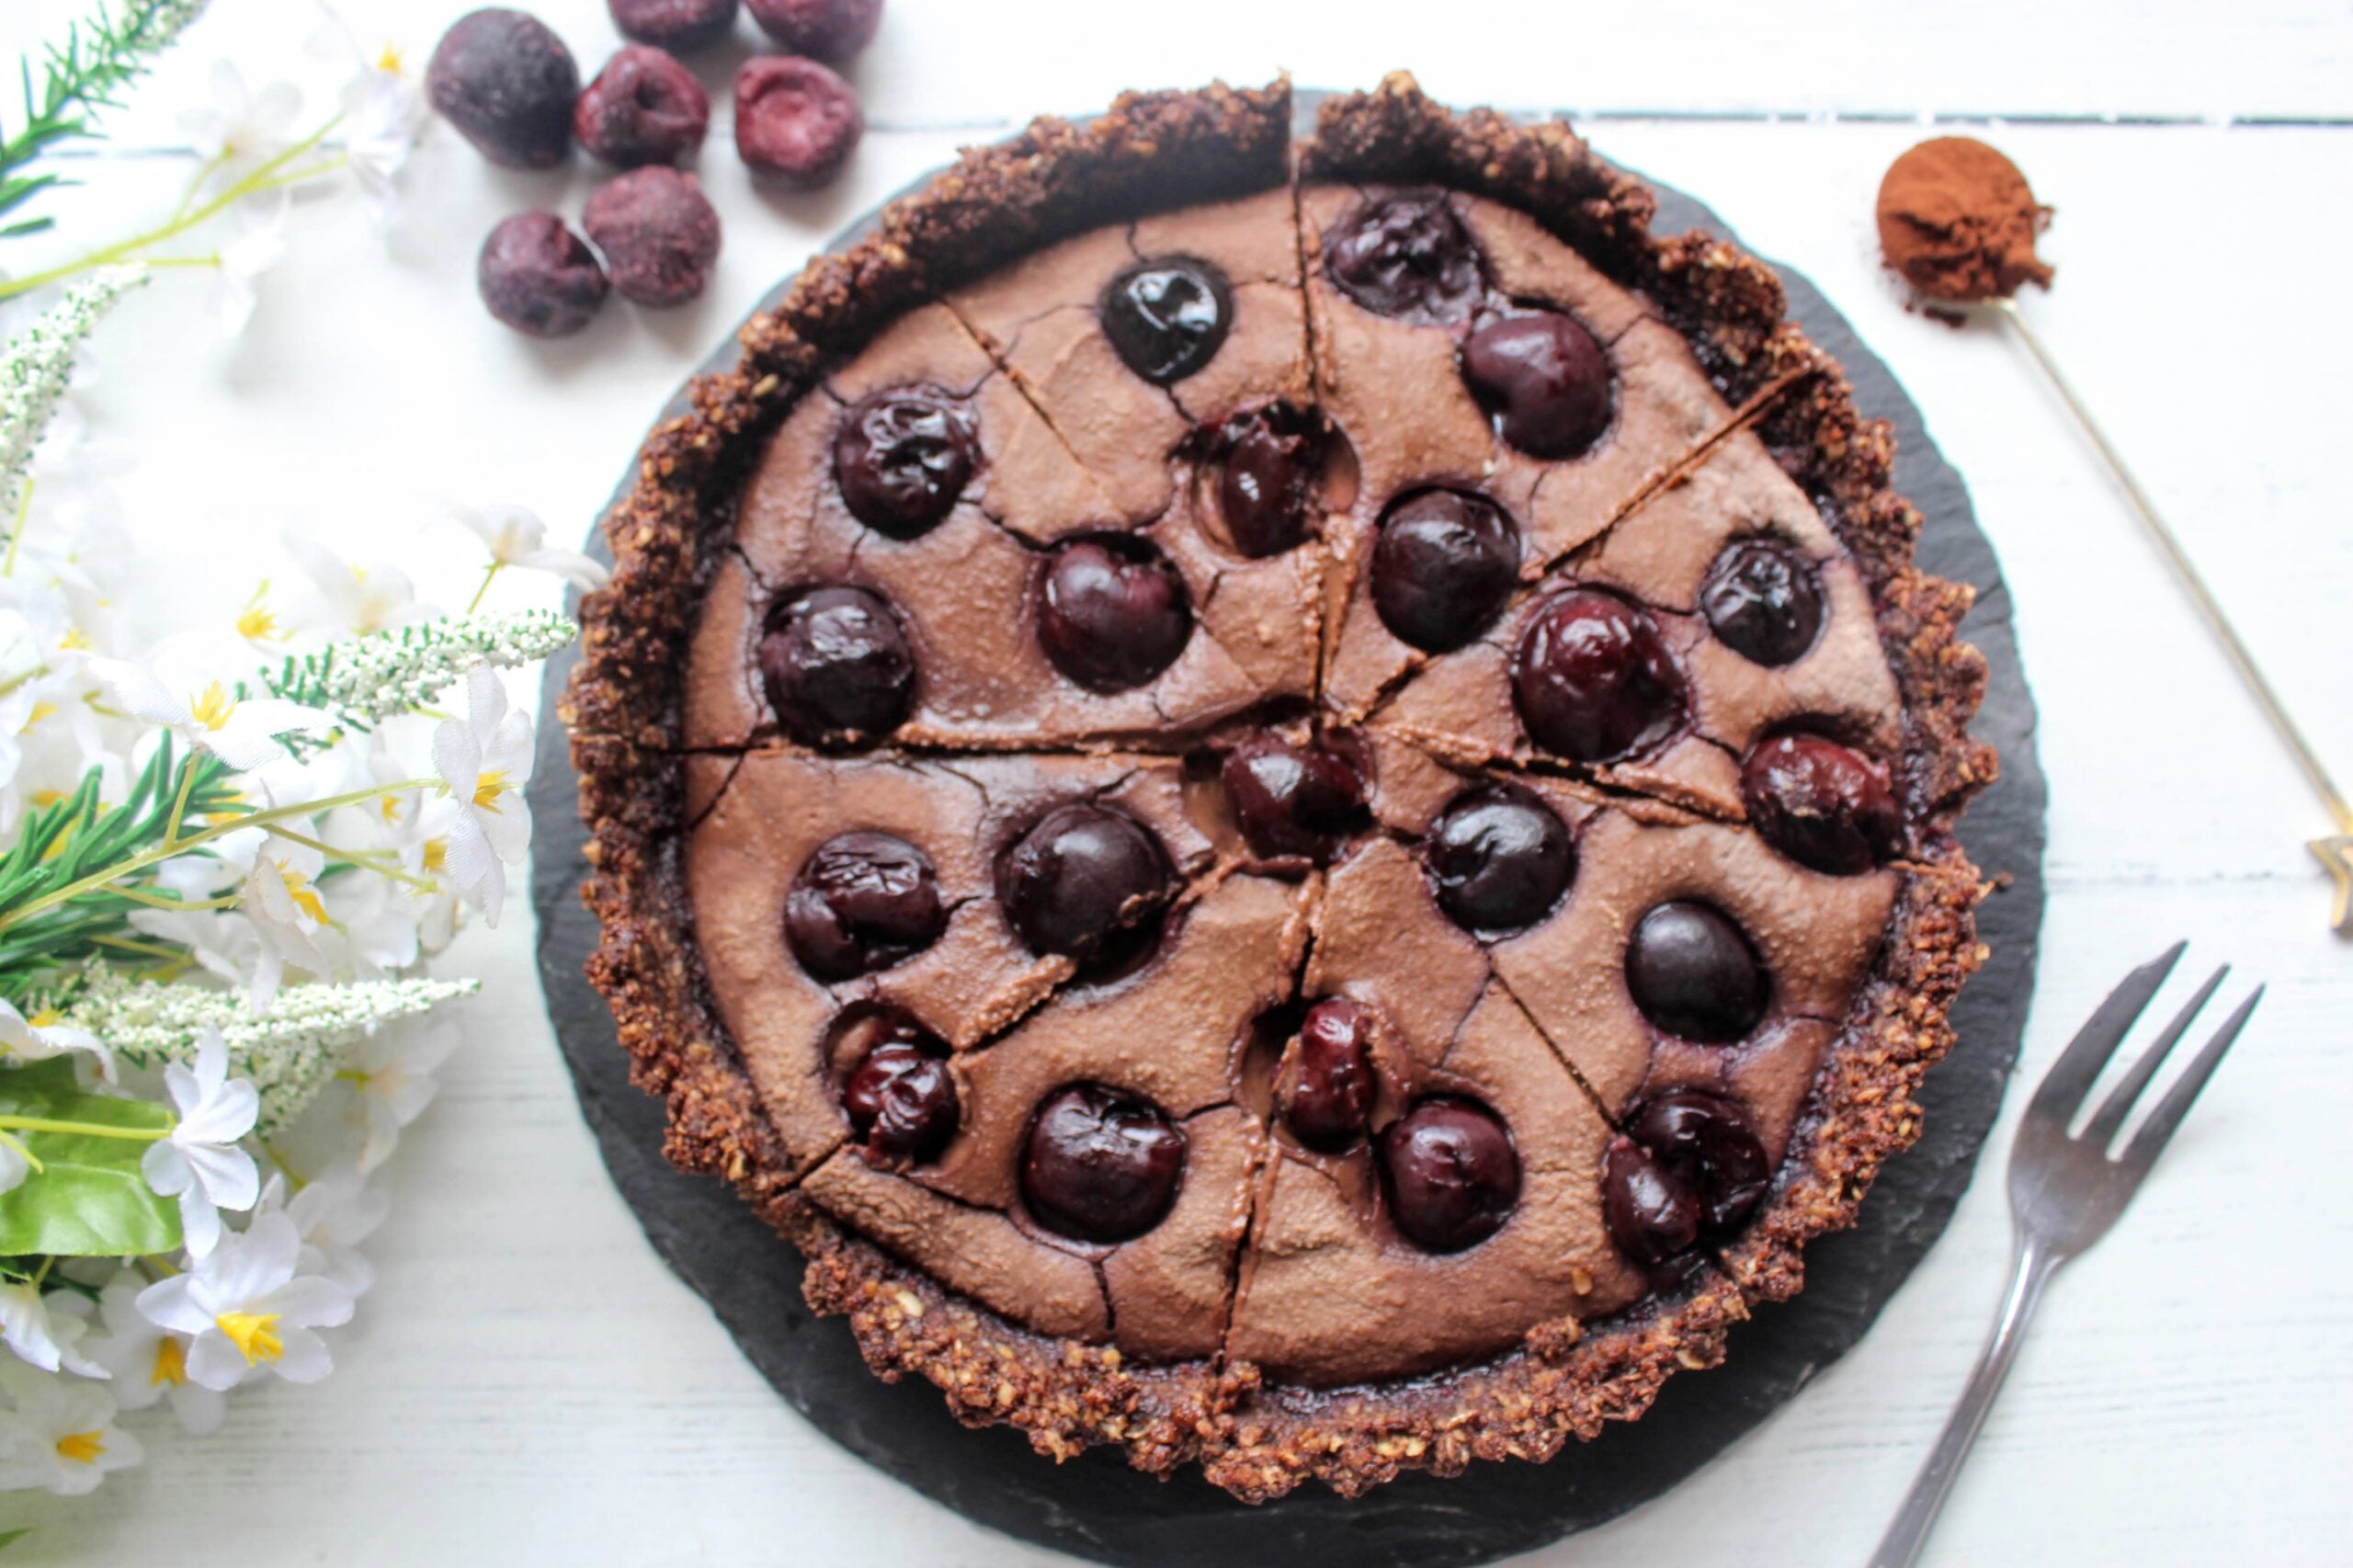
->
[0,1058,179,1256]
[0,1528,31,1553]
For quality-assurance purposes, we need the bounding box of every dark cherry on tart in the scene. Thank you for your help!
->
[590,80,1984,1506]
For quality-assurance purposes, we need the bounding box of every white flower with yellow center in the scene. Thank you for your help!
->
[176,61,303,188]
[345,1019,458,1174]
[87,652,328,772]
[258,1164,387,1298]
[0,994,113,1080]
[311,4,427,227]
[86,1270,223,1437]
[450,502,609,594]
[0,1362,141,1495]
[140,1027,261,1258]
[282,528,430,637]
[135,1211,353,1391]
[431,666,532,926]
[234,832,335,1010]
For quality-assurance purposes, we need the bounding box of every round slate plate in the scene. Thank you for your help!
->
[528,128,2047,1567]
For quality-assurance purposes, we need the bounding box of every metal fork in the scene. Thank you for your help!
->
[1869,942,2263,1568]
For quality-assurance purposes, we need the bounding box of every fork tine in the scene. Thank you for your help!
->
[2026,940,2186,1122]
[2080,965,2228,1145]
[2117,985,2263,1172]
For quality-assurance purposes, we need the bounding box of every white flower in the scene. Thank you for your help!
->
[451,504,608,593]
[0,996,113,1080]
[234,831,335,1010]
[140,1027,261,1257]
[282,528,428,636]
[0,1363,141,1494]
[177,62,303,186]
[86,1269,224,1437]
[346,1019,457,1173]
[136,1211,353,1390]
[430,667,532,926]
[210,192,290,338]
[263,1165,386,1298]
[0,1282,107,1378]
[311,5,426,228]
[87,649,328,772]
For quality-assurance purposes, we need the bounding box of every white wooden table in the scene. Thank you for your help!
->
[1,1,2347,1562]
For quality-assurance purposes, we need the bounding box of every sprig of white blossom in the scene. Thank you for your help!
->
[253,608,577,737]
[0,267,144,518]
[56,967,477,1132]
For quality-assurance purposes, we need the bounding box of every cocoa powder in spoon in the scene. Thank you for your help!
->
[1876,136,2053,302]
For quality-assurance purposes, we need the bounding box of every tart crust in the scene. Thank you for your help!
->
[564,73,1994,1501]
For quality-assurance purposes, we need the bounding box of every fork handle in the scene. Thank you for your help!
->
[1868,1236,2064,1568]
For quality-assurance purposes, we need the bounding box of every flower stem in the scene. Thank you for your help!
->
[163,758,200,849]
[465,562,502,614]
[270,825,438,893]
[0,776,439,934]
[0,1113,169,1142]
[0,116,342,301]
[3,479,32,578]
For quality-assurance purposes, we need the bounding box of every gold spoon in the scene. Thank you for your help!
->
[1982,294,2353,935]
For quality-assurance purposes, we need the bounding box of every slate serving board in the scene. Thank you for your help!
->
[526,130,2048,1567]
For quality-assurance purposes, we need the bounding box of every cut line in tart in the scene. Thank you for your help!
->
[566,73,1995,1502]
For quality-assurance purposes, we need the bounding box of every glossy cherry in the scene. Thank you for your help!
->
[757,585,914,746]
[995,803,1174,968]
[1700,539,1825,667]
[1369,489,1520,653]
[1100,258,1232,385]
[1212,404,1324,558]
[1380,1097,1520,1253]
[1220,732,1369,863]
[1021,1084,1187,1243]
[1461,312,1613,459]
[1511,587,1687,763]
[1324,192,1483,324]
[1741,733,1905,875]
[1600,1136,1702,1266]
[1279,998,1378,1152]
[1624,901,1768,1043]
[784,832,946,982]
[1037,536,1192,692]
[833,386,977,539]
[1627,1090,1770,1233]
[842,1023,959,1167]
[1424,787,1574,936]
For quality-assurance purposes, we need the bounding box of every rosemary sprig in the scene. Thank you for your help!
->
[0,0,211,239]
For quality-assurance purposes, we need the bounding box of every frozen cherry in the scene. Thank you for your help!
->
[574,46,710,168]
[784,832,945,982]
[733,55,863,189]
[842,1024,958,1167]
[1625,902,1767,1044]
[609,0,739,51]
[428,9,579,169]
[1279,998,1377,1152]
[1369,489,1519,653]
[1627,1090,1770,1233]
[1701,539,1825,667]
[582,166,722,307]
[1220,732,1368,863]
[745,0,883,60]
[1324,192,1483,324]
[477,212,608,337]
[1512,588,1687,763]
[1601,1136,1702,1266]
[757,585,914,746]
[1100,258,1232,386]
[1425,787,1574,935]
[1380,1097,1519,1253]
[1461,312,1613,459]
[1021,1084,1186,1243]
[832,387,976,538]
[996,803,1173,967]
[1742,733,1905,875]
[1037,536,1191,692]
[1212,404,1324,558]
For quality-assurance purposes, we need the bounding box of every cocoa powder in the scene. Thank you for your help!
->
[1876,136,2053,303]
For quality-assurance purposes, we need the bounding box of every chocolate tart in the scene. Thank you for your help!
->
[565,74,1995,1503]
